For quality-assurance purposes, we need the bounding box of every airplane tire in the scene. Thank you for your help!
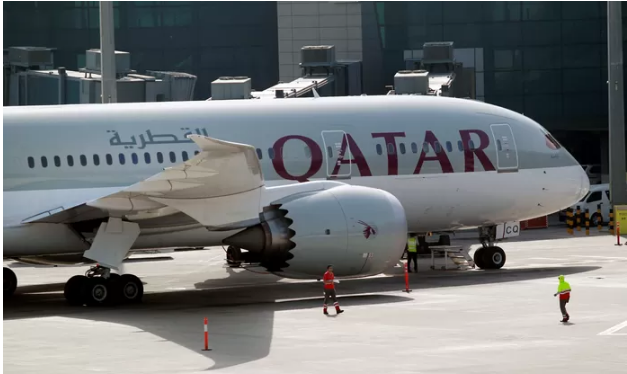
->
[106,274,123,306]
[482,246,506,270]
[117,274,144,304]
[227,245,242,267]
[4,267,17,299]
[473,248,486,269]
[64,275,87,306]
[81,277,111,306]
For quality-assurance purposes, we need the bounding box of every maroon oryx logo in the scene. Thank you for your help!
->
[357,220,377,239]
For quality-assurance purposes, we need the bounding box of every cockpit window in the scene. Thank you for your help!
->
[545,132,562,150]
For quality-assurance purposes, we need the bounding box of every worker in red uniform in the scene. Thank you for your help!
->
[323,265,344,315]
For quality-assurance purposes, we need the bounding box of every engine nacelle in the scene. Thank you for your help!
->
[223,184,408,279]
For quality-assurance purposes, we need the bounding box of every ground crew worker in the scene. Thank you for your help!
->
[553,275,571,322]
[322,265,344,315]
[407,234,418,273]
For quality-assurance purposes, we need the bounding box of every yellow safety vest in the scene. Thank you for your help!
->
[407,237,417,252]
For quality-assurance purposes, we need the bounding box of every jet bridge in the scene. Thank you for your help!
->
[250,75,335,100]
[387,41,475,99]
[208,45,362,101]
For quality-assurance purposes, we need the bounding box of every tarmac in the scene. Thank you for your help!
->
[3,226,627,374]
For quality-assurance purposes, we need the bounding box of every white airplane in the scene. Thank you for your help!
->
[3,95,590,306]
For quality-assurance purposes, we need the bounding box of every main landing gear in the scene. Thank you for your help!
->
[4,267,18,299]
[64,265,143,306]
[63,217,143,306]
[473,227,507,270]
[226,245,242,268]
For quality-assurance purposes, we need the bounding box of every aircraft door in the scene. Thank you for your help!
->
[490,124,519,172]
[321,130,352,179]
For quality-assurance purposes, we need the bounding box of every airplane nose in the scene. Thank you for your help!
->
[579,166,591,200]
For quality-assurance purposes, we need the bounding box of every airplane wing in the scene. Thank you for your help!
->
[24,135,265,230]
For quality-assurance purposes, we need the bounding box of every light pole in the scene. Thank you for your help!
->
[99,1,117,103]
[607,1,627,209]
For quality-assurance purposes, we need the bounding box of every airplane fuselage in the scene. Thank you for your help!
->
[3,95,589,258]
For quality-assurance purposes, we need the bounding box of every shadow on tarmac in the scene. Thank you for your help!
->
[3,264,600,371]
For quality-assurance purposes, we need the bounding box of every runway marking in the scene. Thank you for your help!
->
[506,264,564,269]
[572,255,627,261]
[598,320,627,336]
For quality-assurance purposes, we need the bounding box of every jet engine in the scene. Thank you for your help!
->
[223,184,408,279]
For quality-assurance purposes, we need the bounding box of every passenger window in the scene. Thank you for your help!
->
[434,142,442,153]
[80,155,87,166]
[268,148,275,160]
[400,143,406,155]
[256,148,263,159]
[458,140,464,151]
[67,155,74,167]
[587,191,602,203]
[182,151,189,161]
[93,155,100,166]
[106,154,113,165]
[119,154,126,165]
[144,153,151,164]
[422,142,430,153]
[169,151,176,163]
[157,152,164,163]
[411,142,418,154]
[41,156,48,168]
[497,140,503,151]
[28,157,35,168]
[387,143,396,155]
[54,156,61,167]
[376,144,382,155]
[468,140,475,150]
[446,141,453,152]
[131,153,139,165]
[327,146,333,158]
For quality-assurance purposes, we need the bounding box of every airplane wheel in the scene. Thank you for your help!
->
[105,274,123,305]
[64,275,87,305]
[4,267,17,299]
[482,246,506,270]
[117,274,143,304]
[473,248,486,269]
[227,245,242,267]
[81,277,111,306]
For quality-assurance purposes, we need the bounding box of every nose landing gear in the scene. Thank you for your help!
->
[473,226,507,270]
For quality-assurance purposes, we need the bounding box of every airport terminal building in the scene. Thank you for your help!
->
[4,1,626,166]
